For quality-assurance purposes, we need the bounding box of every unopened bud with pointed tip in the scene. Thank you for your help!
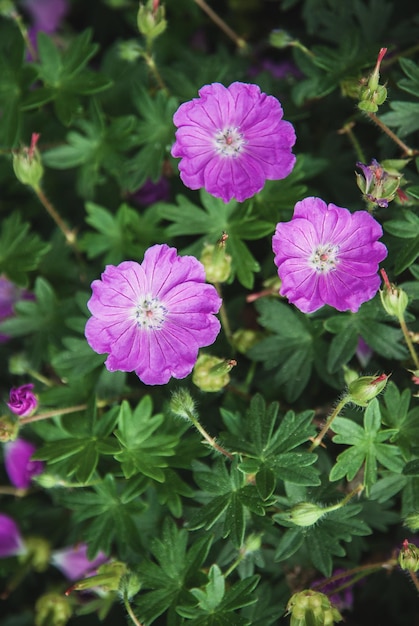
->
[379,269,408,318]
[192,354,236,392]
[0,415,19,442]
[398,539,419,572]
[137,0,167,42]
[170,388,197,420]
[348,373,389,407]
[200,239,232,284]
[358,48,388,112]
[13,133,44,190]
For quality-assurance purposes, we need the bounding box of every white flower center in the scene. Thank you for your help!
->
[309,243,340,273]
[135,295,168,330]
[213,126,246,157]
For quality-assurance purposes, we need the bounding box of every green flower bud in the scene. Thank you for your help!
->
[232,328,263,354]
[0,415,19,441]
[398,540,419,573]
[286,590,343,626]
[70,561,127,594]
[192,354,235,392]
[0,0,14,18]
[200,242,232,284]
[23,537,51,572]
[137,1,167,42]
[13,133,44,189]
[287,502,326,527]
[347,374,388,407]
[170,388,197,420]
[35,593,72,626]
[243,533,262,554]
[379,270,408,318]
[118,571,142,600]
[119,40,143,62]
[358,48,388,113]
[8,353,31,375]
[269,29,294,49]
[404,511,419,531]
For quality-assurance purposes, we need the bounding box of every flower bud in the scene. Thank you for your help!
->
[347,374,389,407]
[7,383,38,417]
[200,240,232,284]
[0,415,19,441]
[269,29,294,49]
[119,40,143,62]
[286,590,343,626]
[355,159,401,208]
[358,48,388,113]
[13,133,44,190]
[68,561,127,594]
[404,511,419,531]
[8,353,32,375]
[232,328,263,354]
[23,537,51,572]
[286,502,326,527]
[379,269,408,318]
[0,0,14,18]
[242,533,262,555]
[170,388,197,420]
[35,593,72,626]
[343,365,359,386]
[192,354,236,392]
[137,1,167,42]
[398,539,419,573]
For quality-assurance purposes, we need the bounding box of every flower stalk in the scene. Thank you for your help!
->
[309,395,350,451]
[192,0,246,49]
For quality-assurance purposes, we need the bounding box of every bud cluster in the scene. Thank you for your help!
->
[286,589,343,626]
[358,48,388,113]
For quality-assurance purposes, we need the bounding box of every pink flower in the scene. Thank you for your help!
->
[4,438,44,489]
[0,276,34,343]
[171,82,296,203]
[85,244,222,385]
[0,514,25,558]
[7,384,38,417]
[272,197,387,313]
[51,543,108,581]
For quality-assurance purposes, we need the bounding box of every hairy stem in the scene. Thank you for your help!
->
[186,410,233,459]
[398,315,419,370]
[19,404,88,425]
[309,395,350,451]
[366,112,417,157]
[192,0,246,49]
[34,186,79,249]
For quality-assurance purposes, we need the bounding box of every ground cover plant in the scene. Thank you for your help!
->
[1,0,419,624]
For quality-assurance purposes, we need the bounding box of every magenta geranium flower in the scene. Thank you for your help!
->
[7,384,38,417]
[51,543,108,581]
[272,197,387,313]
[171,82,296,203]
[4,438,44,489]
[85,244,222,385]
[0,514,25,558]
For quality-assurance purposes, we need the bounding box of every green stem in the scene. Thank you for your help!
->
[224,553,244,578]
[34,185,79,250]
[192,0,247,49]
[123,593,144,626]
[11,10,38,61]
[143,52,168,93]
[338,121,366,162]
[186,410,233,459]
[0,486,28,496]
[366,112,418,157]
[215,283,234,347]
[309,395,350,452]
[19,404,88,425]
[408,570,419,594]
[398,315,419,370]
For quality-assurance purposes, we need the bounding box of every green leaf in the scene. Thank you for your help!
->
[330,400,404,494]
[0,213,50,285]
[380,101,419,137]
[114,399,178,482]
[248,299,316,401]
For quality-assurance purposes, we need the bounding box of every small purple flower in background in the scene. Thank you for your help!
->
[7,384,38,417]
[356,336,373,368]
[51,543,108,581]
[85,244,222,385]
[249,59,302,80]
[311,569,354,613]
[131,177,170,207]
[171,82,296,203]
[0,514,25,558]
[0,276,34,343]
[272,197,387,313]
[22,0,68,56]
[4,439,44,489]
